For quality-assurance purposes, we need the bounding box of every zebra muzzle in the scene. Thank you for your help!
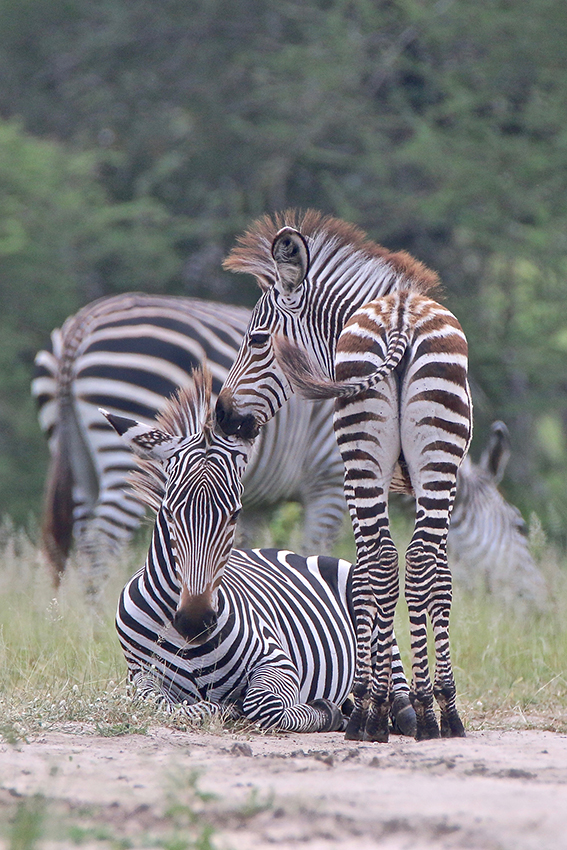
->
[173,589,218,644]
[215,394,260,440]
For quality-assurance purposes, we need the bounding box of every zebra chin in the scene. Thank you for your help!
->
[173,591,218,644]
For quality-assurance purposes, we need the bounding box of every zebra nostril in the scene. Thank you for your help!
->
[215,397,226,424]
[237,414,260,441]
[173,608,217,643]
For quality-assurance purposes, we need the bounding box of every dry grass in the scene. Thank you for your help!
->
[0,514,566,742]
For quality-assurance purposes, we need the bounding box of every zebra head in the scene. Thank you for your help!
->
[102,367,251,644]
[216,224,312,439]
[216,209,429,438]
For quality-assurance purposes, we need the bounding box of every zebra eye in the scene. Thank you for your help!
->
[249,331,270,347]
[229,509,241,524]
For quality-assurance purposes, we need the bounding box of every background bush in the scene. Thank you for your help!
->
[0,0,566,538]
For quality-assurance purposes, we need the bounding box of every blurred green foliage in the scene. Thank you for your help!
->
[0,0,566,538]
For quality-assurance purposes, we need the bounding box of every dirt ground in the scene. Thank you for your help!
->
[1,725,567,850]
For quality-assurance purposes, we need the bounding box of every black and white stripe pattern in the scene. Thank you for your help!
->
[119,547,415,732]
[32,293,344,587]
[109,369,415,734]
[216,211,473,742]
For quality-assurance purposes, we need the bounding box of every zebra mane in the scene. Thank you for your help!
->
[129,366,215,514]
[224,209,441,296]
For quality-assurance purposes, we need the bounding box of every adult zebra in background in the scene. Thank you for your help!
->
[215,211,472,743]
[104,367,416,734]
[32,293,344,589]
[451,421,547,610]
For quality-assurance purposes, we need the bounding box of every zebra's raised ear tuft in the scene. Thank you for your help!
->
[99,408,181,460]
[271,227,310,294]
[479,420,511,484]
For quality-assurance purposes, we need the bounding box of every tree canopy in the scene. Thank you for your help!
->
[1,0,566,537]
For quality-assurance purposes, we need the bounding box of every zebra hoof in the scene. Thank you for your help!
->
[415,717,441,741]
[309,698,345,732]
[344,709,365,741]
[363,705,390,743]
[441,713,466,738]
[391,696,417,738]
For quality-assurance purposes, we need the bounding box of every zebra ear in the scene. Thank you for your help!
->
[99,409,182,460]
[479,420,511,484]
[271,227,310,294]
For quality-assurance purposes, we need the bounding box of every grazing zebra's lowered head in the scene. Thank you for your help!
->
[102,367,251,644]
[451,421,547,611]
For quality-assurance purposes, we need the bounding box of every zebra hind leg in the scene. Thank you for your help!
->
[430,546,465,738]
[361,533,401,743]
[243,666,345,732]
[389,638,417,737]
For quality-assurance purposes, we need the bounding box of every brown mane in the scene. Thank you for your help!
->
[224,209,440,296]
[129,366,214,513]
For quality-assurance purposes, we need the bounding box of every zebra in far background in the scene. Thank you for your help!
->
[451,421,547,611]
[32,293,344,589]
[103,367,416,734]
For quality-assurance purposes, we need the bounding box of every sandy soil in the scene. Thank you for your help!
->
[1,725,567,849]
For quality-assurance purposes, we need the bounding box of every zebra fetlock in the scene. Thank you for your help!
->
[411,690,441,741]
[363,697,391,743]
[434,682,466,739]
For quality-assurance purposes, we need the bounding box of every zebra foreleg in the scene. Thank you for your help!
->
[242,665,345,732]
[130,670,239,725]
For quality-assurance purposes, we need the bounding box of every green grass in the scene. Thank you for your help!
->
[0,510,566,740]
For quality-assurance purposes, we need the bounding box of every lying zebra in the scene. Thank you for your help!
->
[104,368,416,734]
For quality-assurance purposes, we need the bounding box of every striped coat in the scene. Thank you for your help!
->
[118,546,414,733]
[32,293,344,588]
[215,211,473,742]
[108,369,415,734]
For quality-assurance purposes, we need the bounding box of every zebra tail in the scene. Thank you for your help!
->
[40,426,75,586]
[274,332,409,400]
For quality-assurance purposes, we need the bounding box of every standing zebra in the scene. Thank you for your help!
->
[215,211,472,742]
[32,293,344,587]
[104,368,416,734]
